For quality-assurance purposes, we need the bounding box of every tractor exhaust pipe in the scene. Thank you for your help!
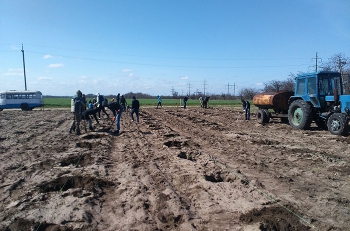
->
[334,88,339,102]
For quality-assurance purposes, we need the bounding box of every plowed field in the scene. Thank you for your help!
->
[1,107,349,230]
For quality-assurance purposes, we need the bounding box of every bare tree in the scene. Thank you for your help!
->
[321,53,349,73]
[238,87,261,100]
[263,77,294,92]
[321,53,350,94]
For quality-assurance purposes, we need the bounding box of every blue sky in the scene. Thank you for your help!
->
[1,0,349,96]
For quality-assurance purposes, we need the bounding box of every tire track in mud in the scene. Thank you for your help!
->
[101,115,198,230]
[1,108,349,230]
[1,110,114,230]
[107,108,308,230]
[138,108,346,230]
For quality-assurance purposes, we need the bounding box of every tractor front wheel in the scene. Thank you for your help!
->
[327,113,349,136]
[288,100,312,130]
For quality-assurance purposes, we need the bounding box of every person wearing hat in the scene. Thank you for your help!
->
[130,96,140,122]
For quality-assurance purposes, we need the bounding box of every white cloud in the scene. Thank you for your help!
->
[4,68,23,76]
[122,69,133,72]
[48,63,64,68]
[180,76,188,80]
[43,54,53,59]
[11,45,20,50]
[256,82,263,86]
[38,77,53,80]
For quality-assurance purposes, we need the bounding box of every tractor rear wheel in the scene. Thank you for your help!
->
[327,113,349,136]
[288,100,312,130]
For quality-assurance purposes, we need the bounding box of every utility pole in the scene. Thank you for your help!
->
[21,44,27,90]
[338,56,347,74]
[226,83,234,95]
[233,83,236,96]
[171,86,175,96]
[187,83,191,96]
[202,79,207,96]
[312,52,322,72]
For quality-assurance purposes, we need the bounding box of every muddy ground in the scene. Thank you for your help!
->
[0,106,349,231]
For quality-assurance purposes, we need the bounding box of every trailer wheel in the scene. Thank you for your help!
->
[256,109,264,124]
[262,109,270,123]
[20,103,30,111]
[288,100,312,130]
[327,113,349,136]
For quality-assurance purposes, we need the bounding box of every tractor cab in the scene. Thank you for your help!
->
[293,71,342,110]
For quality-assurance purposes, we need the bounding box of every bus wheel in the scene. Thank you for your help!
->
[21,104,29,111]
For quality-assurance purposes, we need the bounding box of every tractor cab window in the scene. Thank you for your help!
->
[332,77,342,95]
[319,78,332,95]
[307,77,316,95]
[296,78,305,95]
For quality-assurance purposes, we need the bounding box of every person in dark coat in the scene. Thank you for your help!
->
[241,98,250,120]
[183,96,189,109]
[96,93,109,119]
[120,95,127,109]
[116,93,121,104]
[203,96,210,108]
[130,96,140,122]
[80,107,101,131]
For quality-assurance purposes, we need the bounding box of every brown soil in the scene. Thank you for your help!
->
[0,107,349,231]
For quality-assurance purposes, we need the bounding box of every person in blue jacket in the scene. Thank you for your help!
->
[157,95,162,108]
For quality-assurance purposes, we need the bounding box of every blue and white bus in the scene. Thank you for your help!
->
[0,90,44,111]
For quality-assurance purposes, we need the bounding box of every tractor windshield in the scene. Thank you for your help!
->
[318,74,342,96]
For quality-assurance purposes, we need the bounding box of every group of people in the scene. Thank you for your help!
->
[185,96,250,120]
[70,91,251,135]
[69,90,140,135]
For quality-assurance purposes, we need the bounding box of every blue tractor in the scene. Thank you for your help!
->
[288,71,350,135]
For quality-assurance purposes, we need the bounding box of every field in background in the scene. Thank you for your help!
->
[43,98,248,109]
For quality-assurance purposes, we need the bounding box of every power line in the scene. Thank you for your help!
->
[226,83,234,95]
[311,52,322,72]
[202,80,207,96]
[3,43,311,61]
[25,50,311,69]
